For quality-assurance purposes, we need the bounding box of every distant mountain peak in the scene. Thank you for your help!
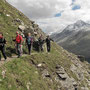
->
[74,20,87,27]
[64,20,90,31]
[76,20,86,24]
[75,20,85,24]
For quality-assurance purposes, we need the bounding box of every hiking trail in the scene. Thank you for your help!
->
[0,53,37,67]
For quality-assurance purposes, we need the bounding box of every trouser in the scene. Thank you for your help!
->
[0,46,7,60]
[39,44,43,52]
[20,45,23,55]
[16,43,21,57]
[27,44,31,54]
[47,44,51,52]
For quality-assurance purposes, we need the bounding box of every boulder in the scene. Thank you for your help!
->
[14,18,21,23]
[56,65,65,74]
[58,73,67,80]
[2,70,6,79]
[81,87,89,90]
[6,14,10,17]
[42,69,50,78]
[37,63,43,68]
[31,21,35,24]
[18,25,26,32]
[30,26,34,30]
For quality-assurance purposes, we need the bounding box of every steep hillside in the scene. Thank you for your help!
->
[0,43,90,90]
[0,0,45,56]
[51,20,90,62]
[0,0,90,90]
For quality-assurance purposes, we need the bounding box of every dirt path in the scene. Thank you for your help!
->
[0,53,37,67]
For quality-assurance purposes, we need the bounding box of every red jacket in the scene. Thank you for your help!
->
[16,35,23,44]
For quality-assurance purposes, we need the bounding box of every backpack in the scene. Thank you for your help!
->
[16,35,23,44]
[26,37,32,44]
[0,38,4,47]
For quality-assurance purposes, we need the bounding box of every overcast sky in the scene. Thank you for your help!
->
[6,0,90,34]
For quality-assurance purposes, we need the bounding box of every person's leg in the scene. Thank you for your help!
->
[1,47,7,60]
[40,44,43,51]
[28,44,31,55]
[0,50,1,61]
[37,43,40,52]
[41,44,43,51]
[47,44,49,52]
[15,44,18,54]
[17,44,20,58]
[46,44,48,52]
[48,44,51,52]
[29,44,31,54]
[20,45,23,55]
[47,44,50,52]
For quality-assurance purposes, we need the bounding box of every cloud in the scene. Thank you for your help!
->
[6,0,90,34]
[7,0,71,19]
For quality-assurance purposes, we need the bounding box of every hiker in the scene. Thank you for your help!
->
[38,35,44,52]
[26,33,33,55]
[15,31,23,58]
[46,35,53,52]
[33,32,39,52]
[0,32,7,60]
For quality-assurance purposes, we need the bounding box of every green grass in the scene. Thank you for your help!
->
[0,42,89,90]
[0,0,89,90]
[0,42,82,90]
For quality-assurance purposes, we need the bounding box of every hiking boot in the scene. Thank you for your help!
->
[4,57,7,61]
[17,55,20,58]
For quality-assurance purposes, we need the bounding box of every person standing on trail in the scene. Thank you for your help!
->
[38,35,44,52]
[26,33,33,55]
[0,32,7,61]
[33,32,39,52]
[15,31,23,58]
[46,35,53,52]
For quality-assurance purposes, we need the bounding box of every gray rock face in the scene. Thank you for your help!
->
[51,20,90,62]
[54,56,90,90]
[18,25,26,31]
[55,65,77,90]
[42,69,51,78]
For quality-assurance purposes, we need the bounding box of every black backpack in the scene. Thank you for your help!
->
[0,38,4,47]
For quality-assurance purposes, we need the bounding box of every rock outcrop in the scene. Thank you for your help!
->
[0,0,89,90]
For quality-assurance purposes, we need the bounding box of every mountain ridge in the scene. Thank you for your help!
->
[0,0,90,90]
[51,20,90,62]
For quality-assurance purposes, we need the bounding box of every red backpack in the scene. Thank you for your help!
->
[16,35,23,44]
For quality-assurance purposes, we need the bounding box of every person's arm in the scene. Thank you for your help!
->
[46,38,48,43]
[50,38,54,42]
[25,38,27,46]
[31,37,33,45]
[4,38,7,44]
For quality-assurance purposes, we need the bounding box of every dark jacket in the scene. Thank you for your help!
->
[46,38,53,45]
[26,36,33,45]
[38,38,44,45]
[0,37,6,48]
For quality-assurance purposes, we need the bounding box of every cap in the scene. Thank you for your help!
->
[16,31,19,34]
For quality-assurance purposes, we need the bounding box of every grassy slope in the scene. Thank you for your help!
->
[0,43,89,90]
[0,0,44,57]
[0,0,29,56]
[0,0,89,90]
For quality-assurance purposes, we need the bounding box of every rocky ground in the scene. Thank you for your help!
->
[0,0,90,90]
